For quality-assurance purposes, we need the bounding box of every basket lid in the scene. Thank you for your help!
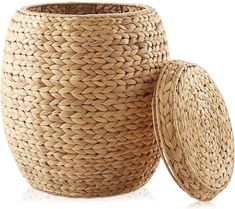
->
[152,60,234,201]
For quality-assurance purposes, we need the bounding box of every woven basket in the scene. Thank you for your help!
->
[1,2,169,197]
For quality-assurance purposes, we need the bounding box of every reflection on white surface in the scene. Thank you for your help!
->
[21,186,153,201]
[187,201,217,209]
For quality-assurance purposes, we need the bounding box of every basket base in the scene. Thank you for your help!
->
[28,178,151,198]
[20,156,160,197]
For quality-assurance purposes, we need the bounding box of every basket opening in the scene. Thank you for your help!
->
[27,3,145,15]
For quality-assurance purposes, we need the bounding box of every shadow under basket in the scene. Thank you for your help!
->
[1,2,169,197]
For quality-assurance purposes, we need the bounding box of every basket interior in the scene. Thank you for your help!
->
[27,3,145,15]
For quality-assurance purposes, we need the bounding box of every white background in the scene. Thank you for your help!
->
[0,0,235,209]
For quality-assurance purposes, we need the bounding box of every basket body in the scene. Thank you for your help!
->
[1,3,169,197]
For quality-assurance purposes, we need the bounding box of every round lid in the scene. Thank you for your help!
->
[152,60,234,201]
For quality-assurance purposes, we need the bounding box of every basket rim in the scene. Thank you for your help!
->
[18,2,155,19]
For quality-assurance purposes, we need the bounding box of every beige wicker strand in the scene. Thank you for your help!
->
[152,60,234,200]
[1,3,169,197]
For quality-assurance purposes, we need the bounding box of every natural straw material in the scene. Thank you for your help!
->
[1,3,169,197]
[152,60,234,201]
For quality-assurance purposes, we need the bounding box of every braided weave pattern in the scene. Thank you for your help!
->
[1,3,169,197]
[152,61,234,200]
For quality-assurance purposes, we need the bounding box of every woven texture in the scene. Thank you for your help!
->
[152,60,234,200]
[1,3,169,197]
